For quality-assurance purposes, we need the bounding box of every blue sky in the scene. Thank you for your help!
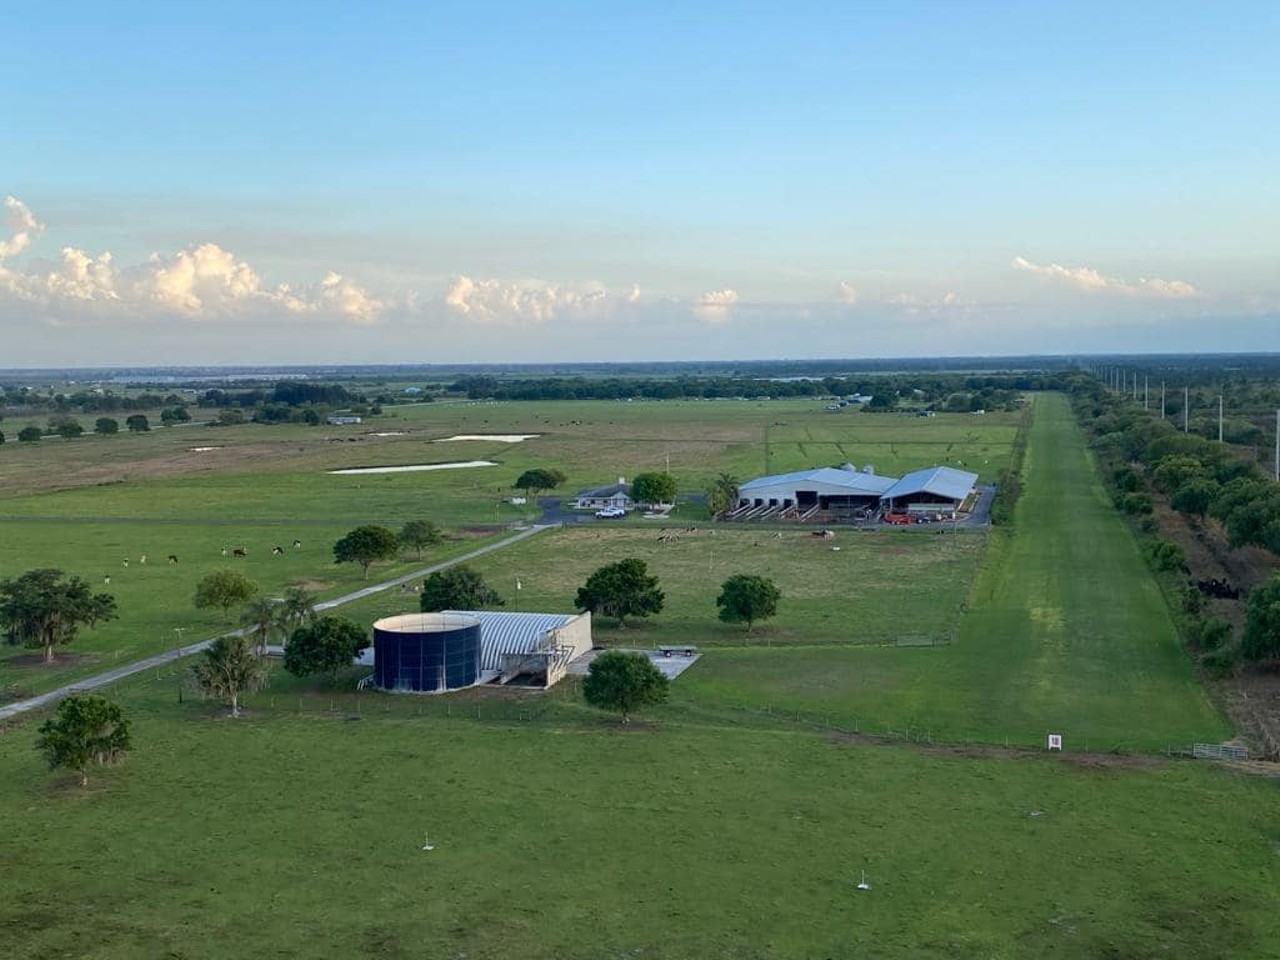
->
[2,1,1277,364]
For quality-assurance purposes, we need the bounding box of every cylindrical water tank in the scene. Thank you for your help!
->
[372,612,482,692]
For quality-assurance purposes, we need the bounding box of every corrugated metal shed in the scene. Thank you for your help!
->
[879,466,979,503]
[443,610,578,671]
[740,467,897,496]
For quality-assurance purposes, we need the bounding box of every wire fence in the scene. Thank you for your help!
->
[9,661,1257,762]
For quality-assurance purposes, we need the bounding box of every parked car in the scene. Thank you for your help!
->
[595,507,627,519]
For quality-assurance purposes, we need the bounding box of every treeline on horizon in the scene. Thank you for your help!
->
[447,372,1073,405]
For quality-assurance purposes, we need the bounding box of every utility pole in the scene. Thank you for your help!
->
[1183,386,1189,433]
[1218,395,1224,443]
[1160,381,1165,419]
[1144,376,1148,410]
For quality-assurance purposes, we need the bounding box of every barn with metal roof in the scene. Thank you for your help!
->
[879,466,979,516]
[732,464,895,520]
[728,462,980,523]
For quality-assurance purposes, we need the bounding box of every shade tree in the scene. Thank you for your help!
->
[193,635,266,717]
[35,695,132,786]
[283,616,369,680]
[581,650,669,723]
[420,565,504,611]
[0,568,117,662]
[333,525,400,578]
[575,558,664,627]
[716,574,781,631]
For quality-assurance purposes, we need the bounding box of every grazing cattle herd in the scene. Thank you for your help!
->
[108,540,302,585]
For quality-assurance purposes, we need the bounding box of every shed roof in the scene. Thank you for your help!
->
[444,610,579,671]
[740,467,897,496]
[880,466,979,503]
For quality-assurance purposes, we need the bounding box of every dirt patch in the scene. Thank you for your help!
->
[1057,751,1167,771]
[824,730,1168,769]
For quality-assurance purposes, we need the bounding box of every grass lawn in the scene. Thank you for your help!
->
[680,394,1230,751]
[368,524,984,650]
[0,675,1277,960]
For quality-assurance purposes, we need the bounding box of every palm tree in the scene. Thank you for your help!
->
[240,597,289,657]
[707,472,741,516]
[281,585,318,633]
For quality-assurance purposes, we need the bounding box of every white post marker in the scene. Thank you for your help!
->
[421,832,435,851]
[1046,733,1063,751]
[856,870,871,891]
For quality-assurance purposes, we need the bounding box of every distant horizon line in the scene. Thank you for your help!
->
[3,350,1279,377]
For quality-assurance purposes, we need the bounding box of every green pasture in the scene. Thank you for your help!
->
[0,399,1018,520]
[680,393,1229,751]
[336,524,984,650]
[1,674,1277,960]
[0,520,510,698]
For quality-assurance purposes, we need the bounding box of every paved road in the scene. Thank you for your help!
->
[0,524,554,722]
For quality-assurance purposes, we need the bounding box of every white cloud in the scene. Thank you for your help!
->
[694,288,738,323]
[0,196,387,324]
[0,196,43,259]
[837,281,858,304]
[627,283,641,304]
[886,290,962,308]
[444,275,611,325]
[1012,255,1199,299]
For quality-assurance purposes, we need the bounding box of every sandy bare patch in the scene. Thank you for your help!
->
[367,432,408,437]
[328,461,497,475]
[433,434,540,443]
[188,446,223,452]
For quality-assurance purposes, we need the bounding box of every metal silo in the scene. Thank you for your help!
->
[372,612,482,692]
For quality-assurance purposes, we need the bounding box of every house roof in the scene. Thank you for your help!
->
[577,482,631,499]
[880,466,979,503]
[443,610,580,671]
[740,467,897,496]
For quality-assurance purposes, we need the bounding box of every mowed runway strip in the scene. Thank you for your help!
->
[681,393,1228,750]
[949,391,1227,746]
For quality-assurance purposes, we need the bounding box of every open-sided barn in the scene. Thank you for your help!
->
[735,464,896,520]
[880,466,980,517]
[731,463,978,522]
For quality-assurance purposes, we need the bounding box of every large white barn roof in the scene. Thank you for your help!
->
[740,467,897,496]
[880,466,979,503]
[443,610,579,671]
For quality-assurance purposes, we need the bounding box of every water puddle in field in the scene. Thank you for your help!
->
[328,461,498,475]
[433,434,540,443]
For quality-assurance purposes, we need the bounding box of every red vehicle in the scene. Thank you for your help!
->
[882,513,912,525]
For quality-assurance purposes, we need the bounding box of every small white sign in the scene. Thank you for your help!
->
[1046,733,1063,751]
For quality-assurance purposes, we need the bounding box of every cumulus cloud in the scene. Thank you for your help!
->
[0,196,387,324]
[837,281,858,304]
[444,275,612,325]
[694,288,738,323]
[1012,256,1198,299]
[0,196,44,259]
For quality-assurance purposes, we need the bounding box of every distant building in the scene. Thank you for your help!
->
[574,477,634,512]
[327,415,362,425]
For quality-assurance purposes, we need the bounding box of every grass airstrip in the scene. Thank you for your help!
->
[2,391,1277,958]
